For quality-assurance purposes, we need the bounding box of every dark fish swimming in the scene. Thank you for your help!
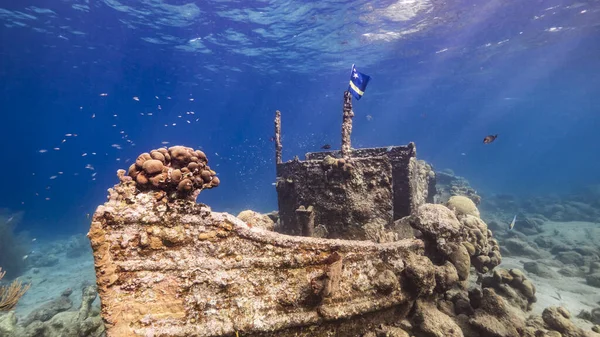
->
[321,144,331,150]
[483,134,498,144]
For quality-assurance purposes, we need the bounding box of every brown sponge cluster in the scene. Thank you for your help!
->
[127,146,219,198]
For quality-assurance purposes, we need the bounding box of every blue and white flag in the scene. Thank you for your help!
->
[348,64,371,100]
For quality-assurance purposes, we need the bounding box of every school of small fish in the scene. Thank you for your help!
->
[30,93,211,206]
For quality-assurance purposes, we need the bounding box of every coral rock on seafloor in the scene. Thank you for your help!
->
[481,268,537,311]
[408,203,501,274]
[447,195,481,219]
[0,285,105,337]
[87,153,600,337]
[435,170,482,205]
[21,288,74,326]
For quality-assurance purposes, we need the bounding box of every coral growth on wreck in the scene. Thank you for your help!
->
[125,146,220,200]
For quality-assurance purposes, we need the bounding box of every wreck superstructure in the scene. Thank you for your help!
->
[275,144,436,240]
[274,91,436,240]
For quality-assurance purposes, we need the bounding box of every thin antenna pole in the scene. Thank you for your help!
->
[275,110,282,164]
[341,91,353,158]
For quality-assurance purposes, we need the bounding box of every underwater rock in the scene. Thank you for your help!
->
[373,325,411,337]
[408,203,462,256]
[0,312,17,335]
[469,288,527,337]
[412,300,463,337]
[236,210,275,231]
[534,236,562,250]
[264,210,279,223]
[523,261,559,279]
[447,195,480,219]
[558,266,585,278]
[542,306,599,337]
[457,215,502,273]
[577,308,600,325]
[557,251,585,266]
[575,246,600,258]
[449,243,471,281]
[36,285,104,337]
[586,273,600,288]
[502,238,546,259]
[4,286,106,337]
[481,268,537,311]
[21,288,73,326]
[435,170,481,205]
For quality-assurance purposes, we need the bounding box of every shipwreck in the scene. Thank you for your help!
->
[88,91,599,337]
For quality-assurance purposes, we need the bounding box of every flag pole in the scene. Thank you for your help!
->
[341,90,353,158]
[275,110,282,164]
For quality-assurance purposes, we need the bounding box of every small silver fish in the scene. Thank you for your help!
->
[508,215,517,230]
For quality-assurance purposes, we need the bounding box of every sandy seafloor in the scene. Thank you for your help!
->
[10,220,600,330]
[501,256,600,330]
[14,246,98,319]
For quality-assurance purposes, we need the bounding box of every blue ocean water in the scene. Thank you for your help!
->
[0,1,599,241]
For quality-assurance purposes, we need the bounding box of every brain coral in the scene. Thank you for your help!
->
[446,195,480,218]
[123,146,219,200]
